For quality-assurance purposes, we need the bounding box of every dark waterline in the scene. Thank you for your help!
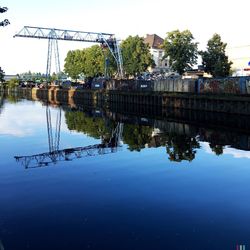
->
[0,96,250,250]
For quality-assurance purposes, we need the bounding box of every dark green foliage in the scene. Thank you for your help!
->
[17,71,65,83]
[64,49,86,80]
[64,45,117,79]
[83,45,105,78]
[6,78,19,89]
[65,36,155,79]
[65,111,112,139]
[121,35,154,77]
[123,124,153,151]
[163,30,198,75]
[200,34,232,77]
[0,67,5,83]
[209,144,224,156]
[166,134,200,162]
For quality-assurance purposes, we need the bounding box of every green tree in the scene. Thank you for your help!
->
[163,30,198,74]
[6,78,19,89]
[200,34,232,77]
[83,45,105,77]
[64,45,115,79]
[18,71,48,83]
[0,67,5,83]
[121,35,154,77]
[64,49,86,80]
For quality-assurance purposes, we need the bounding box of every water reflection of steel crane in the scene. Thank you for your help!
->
[14,108,124,169]
[46,105,61,153]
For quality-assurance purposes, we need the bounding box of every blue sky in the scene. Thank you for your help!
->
[1,0,250,74]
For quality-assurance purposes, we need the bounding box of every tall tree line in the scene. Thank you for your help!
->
[64,36,154,80]
[64,31,232,79]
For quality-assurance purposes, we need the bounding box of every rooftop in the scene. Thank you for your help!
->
[144,34,164,49]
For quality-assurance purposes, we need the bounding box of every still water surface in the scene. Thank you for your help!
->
[0,97,250,250]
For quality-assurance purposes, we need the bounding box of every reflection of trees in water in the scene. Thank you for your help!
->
[2,92,250,163]
[166,133,200,162]
[0,92,21,114]
[123,124,153,151]
[209,143,224,155]
[200,129,227,156]
[39,105,250,161]
[65,111,155,153]
[6,94,21,103]
[0,92,21,105]
[0,91,4,114]
[65,110,115,140]
[64,110,232,162]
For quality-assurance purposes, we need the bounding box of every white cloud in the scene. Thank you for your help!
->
[200,142,213,154]
[0,101,69,137]
[0,102,43,136]
[223,147,250,159]
[200,142,250,159]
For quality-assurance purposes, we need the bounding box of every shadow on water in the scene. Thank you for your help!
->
[4,94,250,168]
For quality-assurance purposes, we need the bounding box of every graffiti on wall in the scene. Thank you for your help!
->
[200,78,241,94]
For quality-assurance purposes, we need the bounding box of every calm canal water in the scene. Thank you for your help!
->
[0,95,250,250]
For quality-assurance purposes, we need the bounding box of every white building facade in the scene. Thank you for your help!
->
[144,34,169,73]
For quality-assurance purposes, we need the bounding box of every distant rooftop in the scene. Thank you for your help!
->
[144,34,164,49]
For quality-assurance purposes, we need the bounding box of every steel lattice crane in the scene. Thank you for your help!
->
[14,26,124,79]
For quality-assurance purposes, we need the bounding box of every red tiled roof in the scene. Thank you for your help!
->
[144,34,164,49]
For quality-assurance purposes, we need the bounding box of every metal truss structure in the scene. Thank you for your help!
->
[46,38,61,77]
[46,106,61,153]
[15,143,121,169]
[15,121,124,169]
[14,26,124,78]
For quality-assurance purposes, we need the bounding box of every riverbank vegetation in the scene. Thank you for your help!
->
[200,33,232,77]
[1,30,232,86]
[63,30,232,80]
[64,35,154,80]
